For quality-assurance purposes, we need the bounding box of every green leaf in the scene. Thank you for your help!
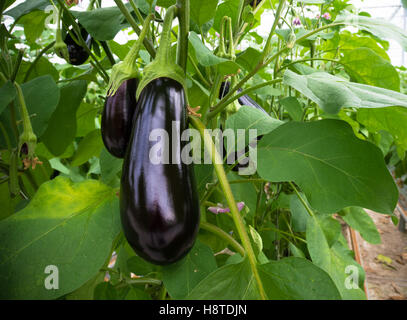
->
[236,48,262,72]
[16,58,59,84]
[259,257,341,300]
[76,102,98,137]
[0,177,121,299]
[306,215,366,299]
[280,97,303,121]
[341,207,381,244]
[190,0,218,27]
[156,0,176,7]
[335,32,390,61]
[213,0,240,33]
[162,240,217,299]
[257,119,398,214]
[189,31,240,75]
[283,70,407,114]
[4,0,49,20]
[335,13,407,51]
[0,81,16,116]
[72,4,135,41]
[42,80,87,156]
[186,257,260,300]
[100,148,123,188]
[126,255,157,276]
[225,106,283,154]
[71,129,104,167]
[341,48,400,91]
[357,107,407,158]
[18,10,48,44]
[20,75,60,138]
[289,193,309,232]
[65,272,105,300]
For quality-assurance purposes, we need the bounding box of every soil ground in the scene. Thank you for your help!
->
[357,208,407,300]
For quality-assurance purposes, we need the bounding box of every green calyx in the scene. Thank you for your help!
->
[136,5,186,100]
[54,6,69,61]
[107,13,154,96]
[15,83,37,161]
[287,30,296,49]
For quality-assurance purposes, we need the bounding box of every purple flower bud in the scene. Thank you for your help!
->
[208,202,245,214]
[322,12,331,20]
[293,17,301,26]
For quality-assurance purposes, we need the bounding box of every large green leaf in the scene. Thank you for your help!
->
[190,0,218,27]
[72,4,136,41]
[20,75,60,139]
[16,57,59,84]
[336,32,390,61]
[70,129,104,167]
[257,119,398,214]
[186,257,260,300]
[41,80,87,156]
[213,0,240,33]
[259,257,341,300]
[341,48,400,91]
[306,216,366,300]
[357,107,407,158]
[4,0,49,21]
[18,10,48,44]
[283,70,407,114]
[0,81,16,116]
[335,14,407,51]
[0,177,121,299]
[225,106,283,154]
[162,240,217,299]
[340,207,381,245]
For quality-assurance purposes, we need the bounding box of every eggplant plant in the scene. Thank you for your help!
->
[0,0,406,301]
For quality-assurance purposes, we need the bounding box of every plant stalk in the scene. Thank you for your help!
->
[190,116,267,300]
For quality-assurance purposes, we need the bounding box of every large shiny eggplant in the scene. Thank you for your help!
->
[120,77,200,265]
[64,25,92,65]
[101,79,138,158]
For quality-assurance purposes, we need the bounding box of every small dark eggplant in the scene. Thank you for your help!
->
[249,0,259,9]
[64,26,92,65]
[219,81,268,115]
[101,79,138,158]
[219,82,267,171]
[120,77,200,265]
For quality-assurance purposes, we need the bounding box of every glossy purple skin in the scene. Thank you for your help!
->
[64,26,92,65]
[120,78,200,265]
[101,79,138,159]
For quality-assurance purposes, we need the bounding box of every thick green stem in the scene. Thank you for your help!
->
[200,221,245,256]
[155,6,177,64]
[190,116,267,300]
[113,0,156,58]
[100,41,116,66]
[176,0,189,73]
[263,0,286,58]
[129,0,145,24]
